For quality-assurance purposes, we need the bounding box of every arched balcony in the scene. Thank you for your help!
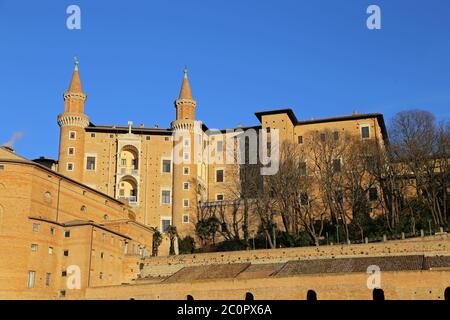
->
[118,176,138,205]
[119,145,139,176]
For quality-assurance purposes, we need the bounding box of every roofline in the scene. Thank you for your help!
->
[0,155,132,209]
[86,123,172,135]
[254,109,389,142]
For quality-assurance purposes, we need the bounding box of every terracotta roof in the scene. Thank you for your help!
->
[68,66,83,93]
[179,68,193,100]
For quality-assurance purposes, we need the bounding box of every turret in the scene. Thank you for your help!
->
[57,57,89,182]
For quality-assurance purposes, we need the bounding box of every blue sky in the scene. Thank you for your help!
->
[0,0,449,159]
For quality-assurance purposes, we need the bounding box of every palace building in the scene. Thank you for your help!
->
[0,60,398,299]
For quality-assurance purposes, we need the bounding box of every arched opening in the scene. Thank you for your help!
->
[373,288,385,301]
[306,290,317,301]
[118,176,138,204]
[186,295,194,301]
[445,287,450,301]
[120,146,139,172]
[245,292,254,301]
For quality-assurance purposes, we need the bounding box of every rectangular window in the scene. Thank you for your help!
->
[69,131,76,140]
[165,137,170,141]
[183,152,190,161]
[184,138,190,147]
[86,156,96,171]
[217,141,223,152]
[216,169,224,183]
[58,290,66,298]
[50,227,55,235]
[99,272,103,280]
[67,163,74,171]
[320,133,326,142]
[183,199,189,208]
[45,273,51,287]
[90,133,96,138]
[161,190,171,205]
[300,192,309,206]
[48,247,53,255]
[27,271,35,289]
[64,230,70,238]
[0,165,4,171]
[146,136,150,140]
[162,159,171,173]
[183,167,189,175]
[161,219,171,233]
[63,250,69,257]
[369,187,378,201]
[299,161,307,176]
[31,244,38,252]
[333,131,339,141]
[32,223,40,233]
[361,126,370,139]
[298,136,303,144]
[121,159,126,166]
[182,214,189,224]
[183,182,189,190]
[333,159,341,173]
[68,147,75,155]
[216,194,224,201]
[61,271,67,277]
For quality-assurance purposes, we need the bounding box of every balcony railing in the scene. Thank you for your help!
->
[118,196,137,204]
[119,167,139,176]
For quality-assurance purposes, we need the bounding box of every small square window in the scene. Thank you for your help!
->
[32,223,40,233]
[146,136,150,140]
[183,182,189,190]
[31,244,38,252]
[161,219,171,233]
[69,132,76,140]
[182,214,189,224]
[48,247,53,255]
[45,273,51,287]
[68,147,75,155]
[58,290,66,297]
[183,199,189,208]
[64,230,70,238]
[67,163,74,171]
[216,194,224,201]
[183,167,189,175]
[164,137,170,141]
[110,134,114,138]
[91,133,96,138]
[184,139,190,147]
[297,136,303,144]
[183,153,190,161]
[61,271,67,277]
[50,227,55,235]
[63,250,69,257]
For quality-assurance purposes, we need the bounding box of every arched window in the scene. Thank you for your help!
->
[245,292,254,301]
[186,295,194,301]
[118,176,138,205]
[373,288,385,301]
[306,290,317,301]
[444,287,450,301]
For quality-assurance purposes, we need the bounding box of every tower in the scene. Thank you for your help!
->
[171,68,203,237]
[57,58,89,182]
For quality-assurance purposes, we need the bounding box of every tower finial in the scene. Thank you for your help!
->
[184,65,188,79]
[74,56,79,71]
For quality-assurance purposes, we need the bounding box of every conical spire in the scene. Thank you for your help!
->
[68,57,83,93]
[178,66,193,100]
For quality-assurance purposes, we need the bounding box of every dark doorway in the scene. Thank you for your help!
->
[186,295,194,301]
[373,288,385,301]
[306,290,317,301]
[445,287,450,301]
[245,292,254,300]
